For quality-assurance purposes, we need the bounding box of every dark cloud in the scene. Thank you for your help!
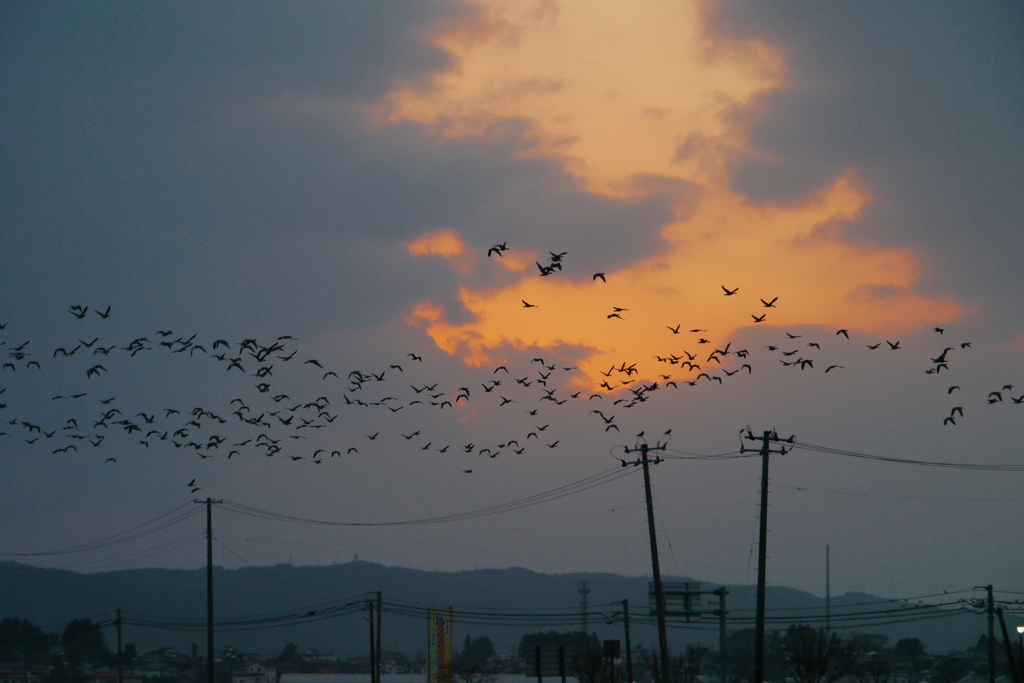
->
[711,1,1024,332]
[0,1,670,336]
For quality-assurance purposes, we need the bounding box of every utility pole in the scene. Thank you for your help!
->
[741,429,793,683]
[376,591,383,683]
[622,600,633,683]
[116,608,123,683]
[195,498,222,683]
[711,588,728,683]
[987,585,995,683]
[996,607,1020,683]
[622,439,670,683]
[825,545,831,635]
[368,600,376,683]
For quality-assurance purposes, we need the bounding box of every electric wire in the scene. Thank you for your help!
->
[0,503,201,557]
[49,534,206,573]
[110,587,995,635]
[218,466,638,528]
[790,440,1024,472]
[773,483,1024,502]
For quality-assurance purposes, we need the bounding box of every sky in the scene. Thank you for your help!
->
[1,0,1023,610]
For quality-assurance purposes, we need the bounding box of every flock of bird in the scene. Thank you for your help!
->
[0,245,1018,491]
[487,241,1020,428]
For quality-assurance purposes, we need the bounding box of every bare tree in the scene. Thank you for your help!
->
[851,656,894,683]
[443,658,498,683]
[640,645,705,683]
[785,627,856,683]
[573,649,618,683]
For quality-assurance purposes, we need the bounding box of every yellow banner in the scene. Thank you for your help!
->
[427,610,452,683]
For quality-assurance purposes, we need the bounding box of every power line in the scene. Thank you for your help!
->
[0,503,201,557]
[773,482,1024,502]
[791,440,1024,471]
[219,466,638,527]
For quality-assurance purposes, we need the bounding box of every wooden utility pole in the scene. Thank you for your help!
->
[987,585,996,683]
[622,599,633,683]
[825,545,831,635]
[741,430,793,683]
[376,592,383,683]
[996,607,1020,683]
[623,439,670,682]
[368,601,376,683]
[195,498,222,683]
[711,588,727,683]
[116,608,123,683]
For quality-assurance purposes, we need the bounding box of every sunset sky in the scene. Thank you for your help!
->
[2,0,1023,613]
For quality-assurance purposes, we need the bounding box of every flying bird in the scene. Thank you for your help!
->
[760,297,778,308]
[593,273,606,282]
[721,286,738,296]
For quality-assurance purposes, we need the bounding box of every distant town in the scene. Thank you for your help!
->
[0,616,1018,683]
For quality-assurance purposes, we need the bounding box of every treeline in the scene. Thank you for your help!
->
[0,616,130,680]
[457,626,1009,683]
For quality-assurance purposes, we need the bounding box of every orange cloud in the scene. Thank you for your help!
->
[378,0,784,197]
[388,0,964,389]
[404,229,476,275]
[405,229,466,258]
[405,177,962,388]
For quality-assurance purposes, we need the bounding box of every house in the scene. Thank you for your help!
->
[85,669,145,683]
[233,661,278,683]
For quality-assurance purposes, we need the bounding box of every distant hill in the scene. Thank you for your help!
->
[0,561,985,660]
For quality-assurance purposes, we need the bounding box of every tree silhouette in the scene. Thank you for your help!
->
[784,626,855,683]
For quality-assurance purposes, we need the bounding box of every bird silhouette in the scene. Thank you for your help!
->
[722,286,738,296]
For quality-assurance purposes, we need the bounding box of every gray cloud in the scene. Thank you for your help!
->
[712,1,1024,333]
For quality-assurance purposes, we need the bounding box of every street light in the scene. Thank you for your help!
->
[1016,626,1023,681]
